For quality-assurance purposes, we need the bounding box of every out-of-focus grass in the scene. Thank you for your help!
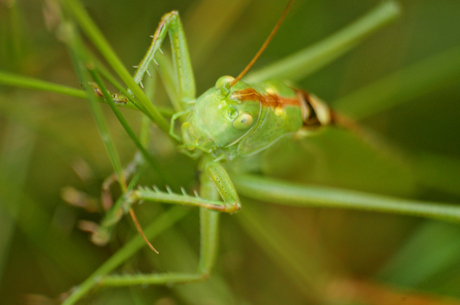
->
[0,0,459,304]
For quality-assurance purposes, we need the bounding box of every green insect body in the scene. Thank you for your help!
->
[180,78,332,160]
[125,4,333,164]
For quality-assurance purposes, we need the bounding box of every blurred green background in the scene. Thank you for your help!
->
[1,0,460,304]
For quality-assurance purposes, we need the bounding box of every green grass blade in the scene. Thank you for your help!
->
[88,68,172,185]
[232,174,460,223]
[244,1,401,83]
[59,0,171,137]
[334,45,460,119]
[0,71,86,98]
[378,221,460,288]
[100,208,243,305]
[0,177,103,279]
[63,21,126,191]
[0,70,178,115]
[146,223,243,305]
[413,153,460,197]
[1,1,27,70]
[237,200,327,302]
[88,53,151,116]
[186,0,249,68]
[0,121,36,282]
[62,206,191,305]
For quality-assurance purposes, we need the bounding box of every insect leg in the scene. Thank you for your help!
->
[204,161,241,213]
[123,186,229,213]
[95,170,222,286]
[92,161,238,258]
[169,110,190,141]
[133,11,196,112]
[90,145,234,247]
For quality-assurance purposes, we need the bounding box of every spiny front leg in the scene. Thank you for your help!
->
[90,185,226,247]
[95,171,223,288]
[125,185,230,212]
[133,11,195,111]
[124,160,242,214]
[91,161,241,246]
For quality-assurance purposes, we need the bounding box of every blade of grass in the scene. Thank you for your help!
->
[186,0,249,68]
[132,215,244,305]
[0,92,121,165]
[232,174,460,223]
[88,68,172,185]
[63,20,126,191]
[0,121,36,283]
[0,71,86,99]
[378,220,460,288]
[244,1,401,83]
[57,0,172,138]
[0,71,175,116]
[0,179,104,279]
[2,0,26,70]
[88,53,150,116]
[413,153,460,197]
[237,199,327,303]
[334,45,460,119]
[61,205,191,305]
[331,46,460,199]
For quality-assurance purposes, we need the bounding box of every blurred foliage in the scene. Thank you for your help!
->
[0,0,460,304]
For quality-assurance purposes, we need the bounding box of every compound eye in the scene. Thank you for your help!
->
[233,112,253,130]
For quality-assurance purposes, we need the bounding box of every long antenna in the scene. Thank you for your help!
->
[230,0,295,87]
[129,208,159,254]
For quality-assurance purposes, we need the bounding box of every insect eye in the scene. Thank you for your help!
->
[224,106,239,121]
[233,112,253,130]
